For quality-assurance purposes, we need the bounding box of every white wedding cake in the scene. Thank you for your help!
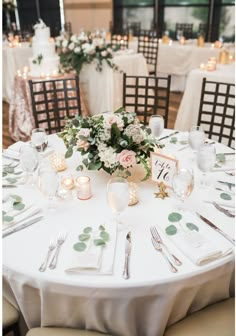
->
[29,19,59,77]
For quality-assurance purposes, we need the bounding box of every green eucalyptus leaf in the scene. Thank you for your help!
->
[100,231,109,241]
[6,178,17,184]
[168,212,182,222]
[83,227,92,234]
[170,137,178,144]
[11,195,22,202]
[76,165,84,171]
[216,153,226,163]
[2,172,7,177]
[99,225,105,231]
[186,222,199,232]
[220,193,232,201]
[65,146,73,158]
[2,211,6,216]
[79,233,90,241]
[3,215,14,222]
[179,140,188,145]
[13,202,25,210]
[5,167,14,174]
[94,239,106,246]
[73,242,87,251]
[165,225,177,235]
[14,171,23,175]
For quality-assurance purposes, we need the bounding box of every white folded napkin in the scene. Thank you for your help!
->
[204,188,235,209]
[2,205,42,231]
[160,213,233,266]
[65,223,117,275]
[212,154,235,172]
[4,141,54,160]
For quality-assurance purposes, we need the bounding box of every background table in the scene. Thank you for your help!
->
[9,52,148,141]
[3,132,235,336]
[175,62,235,132]
[2,42,32,102]
[129,38,234,91]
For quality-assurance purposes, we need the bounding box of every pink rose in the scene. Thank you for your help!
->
[105,114,124,130]
[117,150,136,168]
[101,50,107,57]
[78,128,90,138]
[76,139,90,151]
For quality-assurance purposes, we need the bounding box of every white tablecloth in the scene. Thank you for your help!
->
[79,52,148,116]
[3,131,235,336]
[175,63,235,132]
[2,42,32,102]
[129,39,233,91]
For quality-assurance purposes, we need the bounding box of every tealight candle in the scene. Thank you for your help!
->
[75,176,92,200]
[229,54,234,62]
[179,36,185,45]
[211,43,214,49]
[200,63,206,70]
[46,73,50,80]
[17,70,22,77]
[40,72,45,79]
[23,66,29,73]
[50,152,67,172]
[169,40,172,46]
[52,70,58,77]
[61,176,74,190]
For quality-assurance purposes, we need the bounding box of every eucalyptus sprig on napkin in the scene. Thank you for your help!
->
[3,165,23,184]
[2,194,25,222]
[73,225,110,252]
[165,212,199,236]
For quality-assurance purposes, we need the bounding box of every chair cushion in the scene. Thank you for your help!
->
[2,297,19,329]
[26,327,113,336]
[164,298,235,336]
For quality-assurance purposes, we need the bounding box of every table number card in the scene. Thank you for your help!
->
[151,152,178,187]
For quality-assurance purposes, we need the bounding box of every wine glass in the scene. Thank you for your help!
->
[31,128,48,153]
[196,143,216,188]
[176,29,183,41]
[20,143,39,185]
[107,176,129,230]
[39,168,59,210]
[172,168,194,210]
[188,126,205,160]
[149,115,164,138]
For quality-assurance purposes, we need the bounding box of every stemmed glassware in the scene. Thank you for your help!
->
[149,115,164,138]
[20,143,39,185]
[196,143,216,188]
[107,176,129,230]
[39,168,59,210]
[31,128,48,153]
[188,126,205,160]
[172,168,194,210]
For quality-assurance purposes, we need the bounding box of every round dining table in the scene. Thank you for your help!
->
[2,131,235,336]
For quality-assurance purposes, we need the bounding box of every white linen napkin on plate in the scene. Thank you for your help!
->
[160,213,233,266]
[212,154,235,172]
[3,141,54,160]
[65,223,117,275]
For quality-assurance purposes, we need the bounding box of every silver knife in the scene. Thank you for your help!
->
[2,216,44,238]
[122,231,131,279]
[2,153,20,161]
[212,202,235,218]
[158,131,179,141]
[2,209,43,232]
[196,212,235,245]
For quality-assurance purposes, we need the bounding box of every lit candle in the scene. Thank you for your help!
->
[17,70,22,77]
[229,54,233,62]
[169,40,172,46]
[117,35,121,41]
[9,43,13,48]
[50,152,67,172]
[23,66,28,73]
[200,63,205,70]
[61,176,74,190]
[159,38,162,44]
[211,43,214,49]
[40,72,45,79]
[52,70,58,77]
[46,73,50,80]
[179,36,185,45]
[75,176,92,200]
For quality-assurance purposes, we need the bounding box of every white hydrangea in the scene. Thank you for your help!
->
[68,42,75,50]
[97,128,111,142]
[62,39,68,48]
[70,34,77,43]
[124,124,145,144]
[82,43,95,54]
[74,46,81,53]
[98,146,118,168]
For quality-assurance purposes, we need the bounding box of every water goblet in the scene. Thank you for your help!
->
[107,176,129,230]
[188,126,205,160]
[149,115,164,138]
[172,168,194,211]
[31,128,48,153]
[20,143,39,186]
[39,168,59,210]
[196,143,216,188]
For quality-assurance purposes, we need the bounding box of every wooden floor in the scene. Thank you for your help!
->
[2,92,183,149]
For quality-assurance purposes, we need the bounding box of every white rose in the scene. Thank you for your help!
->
[105,114,124,130]
[82,43,95,54]
[74,46,81,53]
[62,40,68,48]
[70,34,77,43]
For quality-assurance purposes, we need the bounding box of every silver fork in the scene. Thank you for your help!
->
[150,226,182,266]
[49,231,67,269]
[151,237,178,273]
[39,240,56,272]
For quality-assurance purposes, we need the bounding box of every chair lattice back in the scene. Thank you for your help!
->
[111,34,129,50]
[176,23,193,39]
[29,76,82,134]
[123,73,171,126]
[127,21,141,36]
[197,78,235,148]
[138,29,158,38]
[138,34,159,75]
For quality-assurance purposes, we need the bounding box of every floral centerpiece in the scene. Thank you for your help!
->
[55,32,120,74]
[59,108,162,181]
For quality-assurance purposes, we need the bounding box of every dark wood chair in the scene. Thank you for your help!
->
[127,21,141,36]
[123,73,171,126]
[3,297,20,336]
[197,78,235,148]
[111,33,129,50]
[29,76,82,134]
[137,32,159,75]
[176,23,193,39]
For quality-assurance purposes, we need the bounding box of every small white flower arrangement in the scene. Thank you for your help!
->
[59,108,162,180]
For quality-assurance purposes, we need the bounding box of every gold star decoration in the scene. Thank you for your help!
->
[154,182,169,199]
